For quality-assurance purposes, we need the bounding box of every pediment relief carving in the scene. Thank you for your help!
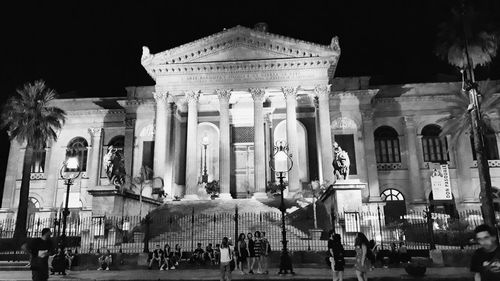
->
[142,26,339,68]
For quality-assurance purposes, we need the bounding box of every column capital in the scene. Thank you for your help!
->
[124,118,136,129]
[361,109,375,121]
[185,91,201,103]
[281,86,300,100]
[215,89,232,102]
[314,84,331,99]
[88,127,103,138]
[153,91,170,104]
[249,88,266,102]
[402,115,417,127]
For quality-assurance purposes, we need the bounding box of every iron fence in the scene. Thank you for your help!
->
[0,208,493,255]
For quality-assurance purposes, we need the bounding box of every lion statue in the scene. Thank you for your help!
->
[332,142,350,180]
[103,145,126,187]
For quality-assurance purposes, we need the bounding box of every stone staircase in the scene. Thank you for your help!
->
[0,261,30,271]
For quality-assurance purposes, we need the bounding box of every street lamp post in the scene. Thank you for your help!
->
[59,156,81,250]
[202,136,209,183]
[270,140,295,275]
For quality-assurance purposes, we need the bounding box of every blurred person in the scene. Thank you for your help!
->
[470,224,500,281]
[354,232,371,281]
[328,231,345,281]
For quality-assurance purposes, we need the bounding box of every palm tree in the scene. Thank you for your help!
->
[435,0,500,227]
[1,80,66,242]
[438,80,500,146]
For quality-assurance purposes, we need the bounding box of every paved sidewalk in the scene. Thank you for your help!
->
[0,267,473,281]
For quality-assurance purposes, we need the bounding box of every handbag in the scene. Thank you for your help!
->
[229,259,235,271]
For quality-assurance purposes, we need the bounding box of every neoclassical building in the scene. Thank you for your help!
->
[1,25,500,221]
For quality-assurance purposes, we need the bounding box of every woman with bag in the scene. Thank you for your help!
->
[236,233,248,274]
[328,231,345,281]
[219,237,234,281]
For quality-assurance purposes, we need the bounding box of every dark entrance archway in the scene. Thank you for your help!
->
[429,192,458,219]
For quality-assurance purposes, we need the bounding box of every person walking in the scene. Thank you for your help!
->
[328,231,345,281]
[25,228,54,281]
[470,224,500,281]
[354,232,371,281]
[236,233,248,274]
[246,232,255,274]
[219,237,233,281]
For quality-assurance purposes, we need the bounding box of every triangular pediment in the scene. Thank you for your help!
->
[142,25,340,66]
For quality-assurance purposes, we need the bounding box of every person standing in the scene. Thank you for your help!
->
[246,233,255,274]
[260,231,270,274]
[219,237,233,281]
[236,233,248,274]
[253,231,263,273]
[328,231,345,281]
[354,232,371,281]
[26,228,54,281]
[470,224,500,281]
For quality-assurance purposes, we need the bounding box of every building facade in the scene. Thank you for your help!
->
[1,26,500,221]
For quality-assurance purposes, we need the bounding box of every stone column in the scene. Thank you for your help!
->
[124,118,135,181]
[184,91,200,199]
[88,127,103,187]
[314,85,335,184]
[163,102,175,198]
[250,88,267,198]
[2,138,21,208]
[216,89,232,199]
[313,96,323,182]
[403,116,425,205]
[361,109,382,202]
[153,91,169,178]
[282,86,301,194]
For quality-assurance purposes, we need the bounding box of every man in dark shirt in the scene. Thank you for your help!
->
[190,243,205,264]
[149,244,164,270]
[27,228,54,281]
[470,224,500,281]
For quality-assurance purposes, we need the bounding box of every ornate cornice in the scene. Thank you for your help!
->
[314,84,331,99]
[215,89,232,102]
[88,127,103,138]
[67,109,124,117]
[185,91,201,103]
[372,94,451,104]
[281,86,300,100]
[249,88,266,102]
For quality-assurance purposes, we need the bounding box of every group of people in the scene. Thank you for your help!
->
[148,243,183,270]
[234,231,271,275]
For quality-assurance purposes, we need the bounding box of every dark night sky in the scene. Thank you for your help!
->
[1,0,500,203]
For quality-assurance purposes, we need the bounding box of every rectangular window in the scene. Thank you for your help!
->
[142,141,155,171]
[31,149,46,173]
[334,134,357,175]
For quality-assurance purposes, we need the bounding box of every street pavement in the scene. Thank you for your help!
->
[0,267,473,280]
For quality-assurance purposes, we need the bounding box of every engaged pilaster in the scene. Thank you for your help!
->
[403,116,425,205]
[361,109,381,202]
[88,127,103,187]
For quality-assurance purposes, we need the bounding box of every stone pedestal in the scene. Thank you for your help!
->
[331,179,366,213]
[87,186,161,217]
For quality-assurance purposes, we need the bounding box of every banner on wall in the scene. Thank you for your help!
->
[430,164,452,200]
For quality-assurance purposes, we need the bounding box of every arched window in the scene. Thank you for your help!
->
[470,127,499,160]
[381,188,406,224]
[421,125,449,163]
[66,137,88,172]
[374,126,401,163]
